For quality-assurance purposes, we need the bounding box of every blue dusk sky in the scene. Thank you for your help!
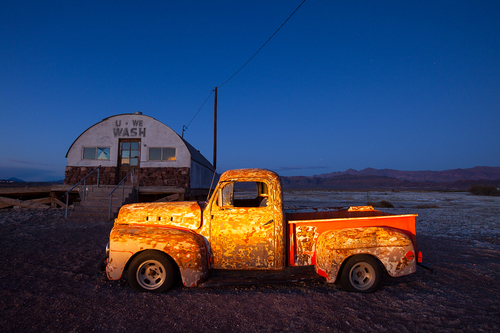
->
[1,1,499,181]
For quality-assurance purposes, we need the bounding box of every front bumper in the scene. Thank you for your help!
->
[96,243,109,274]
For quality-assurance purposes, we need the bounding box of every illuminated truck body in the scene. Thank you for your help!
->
[105,169,427,293]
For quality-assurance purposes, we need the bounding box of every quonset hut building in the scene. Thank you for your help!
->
[64,112,215,199]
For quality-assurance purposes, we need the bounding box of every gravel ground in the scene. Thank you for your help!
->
[1,191,499,332]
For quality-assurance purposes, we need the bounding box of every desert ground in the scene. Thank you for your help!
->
[1,190,499,332]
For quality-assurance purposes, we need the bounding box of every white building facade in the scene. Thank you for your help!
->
[65,113,214,189]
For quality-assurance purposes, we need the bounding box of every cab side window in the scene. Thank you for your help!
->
[217,181,269,208]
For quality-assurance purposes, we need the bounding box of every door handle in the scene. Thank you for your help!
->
[263,220,273,226]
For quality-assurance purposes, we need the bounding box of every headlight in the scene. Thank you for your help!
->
[105,242,110,257]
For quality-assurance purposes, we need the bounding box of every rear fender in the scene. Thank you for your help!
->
[106,226,209,287]
[315,227,417,283]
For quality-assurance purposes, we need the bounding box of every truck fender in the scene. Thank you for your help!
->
[107,226,209,287]
[314,227,417,283]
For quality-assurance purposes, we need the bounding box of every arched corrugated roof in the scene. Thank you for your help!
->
[65,113,214,172]
[181,138,214,171]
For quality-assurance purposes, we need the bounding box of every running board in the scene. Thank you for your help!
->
[198,266,324,288]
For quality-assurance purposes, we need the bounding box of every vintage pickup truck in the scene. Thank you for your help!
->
[104,168,428,293]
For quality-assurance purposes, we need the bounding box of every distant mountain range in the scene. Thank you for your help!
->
[0,178,64,185]
[2,167,499,191]
[0,177,25,183]
[282,166,500,190]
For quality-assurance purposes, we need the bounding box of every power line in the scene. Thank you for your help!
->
[182,89,213,138]
[219,0,306,88]
[182,0,306,136]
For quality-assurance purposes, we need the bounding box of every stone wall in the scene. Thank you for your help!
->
[64,166,190,187]
[138,167,190,187]
[64,166,117,185]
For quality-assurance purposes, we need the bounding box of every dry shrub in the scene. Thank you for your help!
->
[367,200,394,208]
[468,185,500,196]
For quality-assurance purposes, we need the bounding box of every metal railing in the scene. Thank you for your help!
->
[64,165,101,218]
[109,167,137,220]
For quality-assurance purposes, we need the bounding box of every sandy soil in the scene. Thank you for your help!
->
[1,191,499,332]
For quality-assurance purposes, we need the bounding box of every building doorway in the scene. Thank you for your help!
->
[118,139,140,184]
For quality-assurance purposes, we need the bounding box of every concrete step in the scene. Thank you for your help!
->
[81,190,133,200]
[78,199,123,207]
[69,186,136,221]
[75,205,122,213]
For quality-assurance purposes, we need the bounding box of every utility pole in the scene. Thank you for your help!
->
[213,87,217,170]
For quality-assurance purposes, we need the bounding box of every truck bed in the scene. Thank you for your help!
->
[285,206,418,267]
[285,206,417,236]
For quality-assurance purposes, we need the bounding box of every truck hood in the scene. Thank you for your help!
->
[114,201,202,230]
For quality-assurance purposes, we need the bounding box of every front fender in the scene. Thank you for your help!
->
[315,227,416,283]
[106,225,209,287]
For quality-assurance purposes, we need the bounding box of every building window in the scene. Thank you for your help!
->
[149,148,176,161]
[83,147,110,160]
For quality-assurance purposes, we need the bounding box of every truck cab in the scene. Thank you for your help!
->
[200,169,286,270]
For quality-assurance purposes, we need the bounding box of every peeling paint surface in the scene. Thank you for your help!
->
[115,201,202,230]
[295,226,318,265]
[205,169,285,270]
[107,169,286,287]
[106,168,420,290]
[106,226,209,287]
[315,227,416,282]
[210,205,276,269]
[288,209,418,283]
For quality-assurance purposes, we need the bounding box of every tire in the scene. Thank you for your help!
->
[127,251,175,293]
[339,255,382,293]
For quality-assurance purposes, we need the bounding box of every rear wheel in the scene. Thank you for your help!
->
[339,255,382,293]
[128,251,174,293]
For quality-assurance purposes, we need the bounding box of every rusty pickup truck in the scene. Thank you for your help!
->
[104,168,429,293]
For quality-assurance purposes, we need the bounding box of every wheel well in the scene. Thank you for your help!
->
[124,249,180,274]
[338,253,385,277]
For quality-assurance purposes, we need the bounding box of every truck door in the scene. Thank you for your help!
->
[210,181,276,269]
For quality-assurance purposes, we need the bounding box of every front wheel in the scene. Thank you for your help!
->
[339,255,382,293]
[128,251,175,293]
